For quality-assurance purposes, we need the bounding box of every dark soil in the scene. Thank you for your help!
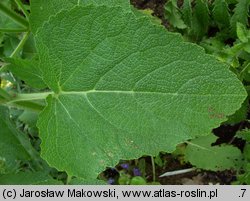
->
[156,155,238,185]
[213,122,250,151]
[131,0,169,28]
[131,0,166,18]
[103,153,239,185]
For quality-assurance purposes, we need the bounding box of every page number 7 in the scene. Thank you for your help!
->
[240,189,246,197]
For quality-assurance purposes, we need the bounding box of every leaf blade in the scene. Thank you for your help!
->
[30,0,131,33]
[185,134,244,171]
[36,5,246,179]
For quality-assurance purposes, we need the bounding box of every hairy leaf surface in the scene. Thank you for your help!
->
[30,0,130,33]
[36,5,246,179]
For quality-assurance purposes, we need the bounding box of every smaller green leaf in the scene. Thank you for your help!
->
[237,22,249,43]
[0,0,25,31]
[0,171,62,185]
[200,36,225,55]
[118,173,131,185]
[243,144,250,161]
[236,129,250,142]
[0,106,30,172]
[212,0,230,30]
[164,0,187,29]
[230,0,250,37]
[6,56,46,89]
[236,163,250,184]
[191,0,210,40]
[130,176,147,185]
[185,134,243,171]
[182,0,192,28]
[2,35,19,57]
[0,88,11,100]
[243,43,250,54]
[18,110,39,137]
[18,110,38,128]
[154,154,165,168]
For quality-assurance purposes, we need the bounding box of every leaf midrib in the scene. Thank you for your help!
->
[59,90,243,97]
[8,89,244,105]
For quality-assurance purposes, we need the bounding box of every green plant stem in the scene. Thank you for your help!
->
[14,0,29,19]
[0,65,8,73]
[10,31,30,58]
[0,2,29,28]
[239,63,250,79]
[66,175,72,184]
[151,156,156,182]
[2,92,51,112]
[0,27,28,32]
[6,92,53,104]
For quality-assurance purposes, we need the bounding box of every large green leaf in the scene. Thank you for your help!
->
[30,0,130,33]
[35,5,246,179]
[0,106,30,172]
